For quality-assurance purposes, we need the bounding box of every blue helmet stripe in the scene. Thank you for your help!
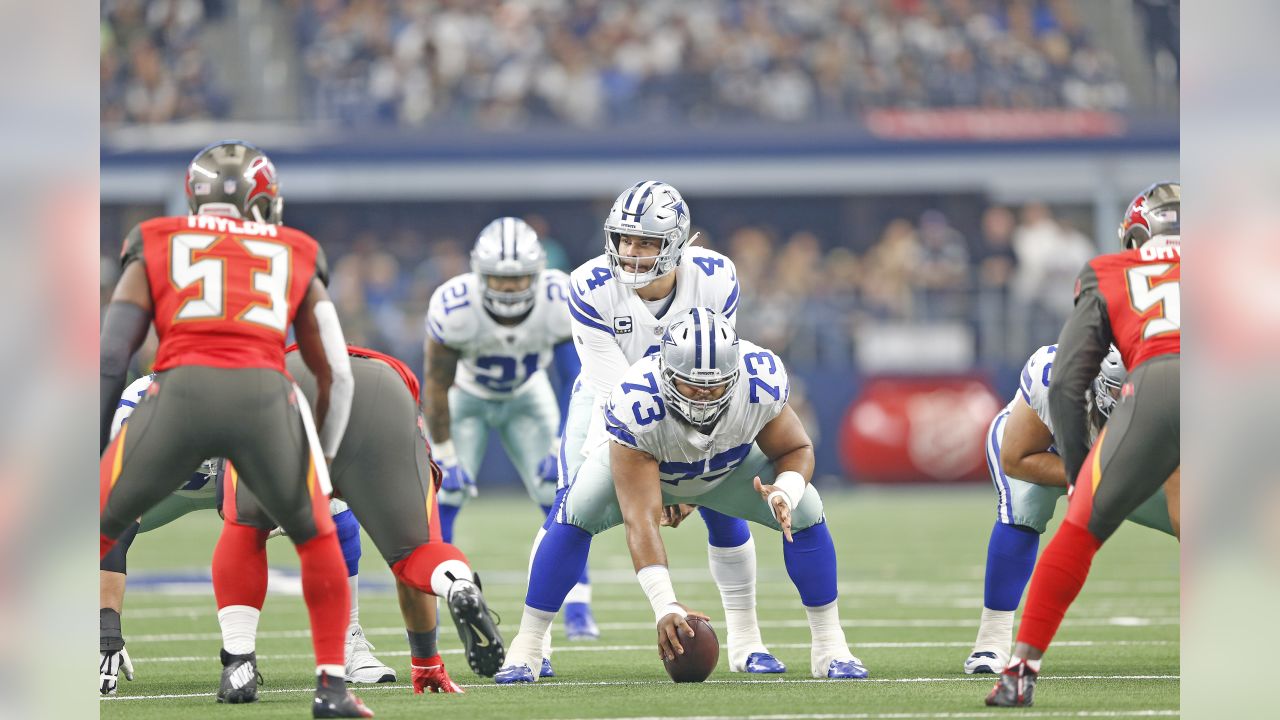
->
[708,312,717,369]
[692,307,703,369]
[622,180,656,221]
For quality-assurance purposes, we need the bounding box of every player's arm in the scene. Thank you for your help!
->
[1048,264,1114,485]
[422,338,460,443]
[100,260,154,452]
[293,278,353,462]
[999,397,1066,487]
[567,280,631,395]
[551,340,581,435]
[751,404,815,541]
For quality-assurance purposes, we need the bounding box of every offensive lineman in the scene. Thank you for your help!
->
[99,140,372,717]
[964,345,1175,675]
[987,182,1182,707]
[495,309,868,682]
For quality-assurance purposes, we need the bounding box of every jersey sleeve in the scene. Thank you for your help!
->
[425,276,478,350]
[718,254,741,322]
[110,374,155,440]
[542,269,573,343]
[602,361,665,453]
[1048,262,1116,486]
[568,264,633,396]
[314,244,331,287]
[119,223,146,269]
[741,342,790,422]
[1018,345,1057,426]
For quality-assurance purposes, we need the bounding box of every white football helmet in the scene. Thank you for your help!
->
[1091,345,1126,418]
[604,180,697,287]
[471,217,546,318]
[658,307,740,428]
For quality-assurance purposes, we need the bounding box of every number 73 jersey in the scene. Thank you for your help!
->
[426,270,573,399]
[602,340,789,497]
[122,215,328,373]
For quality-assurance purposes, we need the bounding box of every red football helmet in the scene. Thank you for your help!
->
[1118,181,1179,250]
[185,140,283,224]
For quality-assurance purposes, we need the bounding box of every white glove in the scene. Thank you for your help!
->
[99,647,134,695]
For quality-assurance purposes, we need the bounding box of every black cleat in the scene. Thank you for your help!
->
[313,672,374,718]
[447,576,505,677]
[985,660,1038,707]
[216,649,262,704]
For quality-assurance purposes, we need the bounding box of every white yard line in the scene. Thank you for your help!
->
[102,674,1180,702]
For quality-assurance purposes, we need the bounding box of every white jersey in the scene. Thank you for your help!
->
[427,269,573,400]
[111,374,156,440]
[1007,344,1057,436]
[602,340,788,498]
[568,247,741,451]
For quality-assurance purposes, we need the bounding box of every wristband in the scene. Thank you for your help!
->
[767,470,806,510]
[636,565,682,622]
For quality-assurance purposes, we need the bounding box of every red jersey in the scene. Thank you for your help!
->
[1084,243,1181,369]
[122,214,328,373]
[284,343,421,404]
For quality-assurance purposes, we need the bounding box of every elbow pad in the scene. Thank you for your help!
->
[314,301,353,458]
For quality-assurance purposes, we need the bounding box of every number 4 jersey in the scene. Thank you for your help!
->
[426,269,573,399]
[121,215,328,372]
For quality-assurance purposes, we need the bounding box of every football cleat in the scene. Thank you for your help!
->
[744,652,786,674]
[827,657,870,679]
[494,663,536,684]
[964,650,1006,675]
[540,657,555,678]
[345,625,396,683]
[985,660,1038,707]
[99,647,135,695]
[411,655,463,694]
[217,649,262,704]
[447,578,505,676]
[313,671,374,717]
[564,601,599,641]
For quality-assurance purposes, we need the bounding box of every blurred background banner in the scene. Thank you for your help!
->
[100,0,1178,487]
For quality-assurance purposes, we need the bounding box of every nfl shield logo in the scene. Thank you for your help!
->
[223,179,239,194]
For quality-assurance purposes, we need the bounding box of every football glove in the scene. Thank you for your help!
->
[99,647,134,695]
[411,656,463,694]
[433,441,476,497]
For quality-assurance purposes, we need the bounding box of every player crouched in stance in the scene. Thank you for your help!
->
[495,309,868,683]
[99,140,372,717]
[987,182,1181,707]
[964,345,1175,674]
[210,344,506,702]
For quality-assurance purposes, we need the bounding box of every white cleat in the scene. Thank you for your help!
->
[345,624,396,683]
[964,649,1009,675]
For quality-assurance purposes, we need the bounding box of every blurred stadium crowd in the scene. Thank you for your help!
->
[101,0,1177,128]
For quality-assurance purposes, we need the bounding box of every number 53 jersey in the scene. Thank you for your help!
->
[602,340,789,497]
[426,269,573,399]
[122,215,327,372]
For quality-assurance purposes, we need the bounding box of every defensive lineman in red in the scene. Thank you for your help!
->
[98,141,374,717]
[987,182,1181,707]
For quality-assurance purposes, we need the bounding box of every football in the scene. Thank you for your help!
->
[662,617,719,683]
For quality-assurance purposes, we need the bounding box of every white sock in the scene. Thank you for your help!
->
[806,600,853,677]
[564,582,592,604]
[507,605,555,673]
[973,607,1014,656]
[527,527,554,660]
[430,559,473,599]
[348,574,360,629]
[707,537,767,670]
[316,664,345,677]
[217,605,260,655]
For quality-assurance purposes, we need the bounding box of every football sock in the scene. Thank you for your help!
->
[406,628,438,659]
[100,608,125,654]
[317,664,346,678]
[508,606,556,667]
[525,522,592,613]
[974,607,1015,654]
[1016,519,1102,652]
[296,532,351,668]
[984,522,1039,611]
[212,523,269,610]
[390,541,472,598]
[707,536,766,665]
[333,509,361,576]
[348,574,360,628]
[699,506,752,547]
[438,503,461,543]
[783,521,839,607]
[217,606,261,655]
[806,599,852,673]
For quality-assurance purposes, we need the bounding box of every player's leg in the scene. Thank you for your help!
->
[99,522,138,695]
[1124,484,1177,537]
[212,470,274,703]
[694,457,867,679]
[992,358,1179,707]
[437,386,488,541]
[324,497,396,684]
[497,443,623,683]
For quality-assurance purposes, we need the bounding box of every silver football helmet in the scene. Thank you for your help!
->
[604,180,698,287]
[658,307,740,428]
[471,217,546,318]
[1091,345,1126,418]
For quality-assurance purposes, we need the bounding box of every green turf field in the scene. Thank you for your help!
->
[100,487,1179,719]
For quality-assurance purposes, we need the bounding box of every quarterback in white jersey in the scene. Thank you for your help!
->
[496,309,868,683]
[965,344,1175,675]
[423,217,580,544]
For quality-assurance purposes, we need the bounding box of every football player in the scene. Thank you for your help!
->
[987,182,1181,707]
[99,140,371,717]
[529,181,782,673]
[964,345,1175,675]
[495,308,868,682]
[99,375,395,695]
